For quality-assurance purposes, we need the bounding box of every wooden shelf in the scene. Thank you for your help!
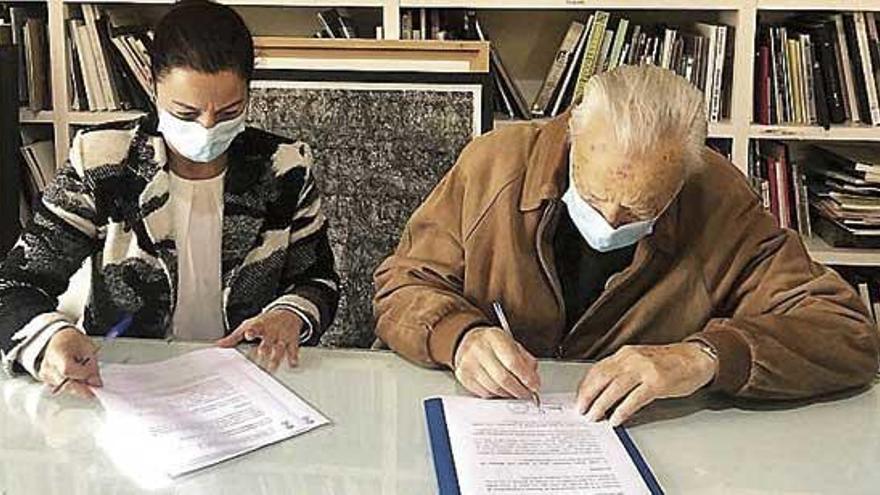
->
[68,110,147,125]
[19,108,54,124]
[750,124,880,142]
[804,236,880,267]
[399,0,743,9]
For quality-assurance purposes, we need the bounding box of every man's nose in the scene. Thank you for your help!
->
[597,203,628,229]
[197,114,218,129]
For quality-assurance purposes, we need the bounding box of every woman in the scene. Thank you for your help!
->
[0,0,339,397]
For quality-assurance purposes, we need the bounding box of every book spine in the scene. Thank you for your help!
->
[699,25,717,118]
[607,19,629,72]
[801,35,817,125]
[550,24,589,117]
[531,21,585,117]
[854,12,880,125]
[82,5,119,110]
[817,23,847,124]
[710,25,727,122]
[842,13,871,123]
[758,44,771,125]
[810,36,832,129]
[833,15,858,122]
[775,154,791,229]
[792,160,812,238]
[596,29,614,74]
[573,11,610,103]
[865,12,880,102]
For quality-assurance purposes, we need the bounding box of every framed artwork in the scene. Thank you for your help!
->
[248,68,491,347]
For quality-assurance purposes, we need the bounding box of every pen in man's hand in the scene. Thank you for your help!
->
[51,313,133,395]
[492,301,542,410]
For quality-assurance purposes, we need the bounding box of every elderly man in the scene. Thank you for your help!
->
[373,65,879,425]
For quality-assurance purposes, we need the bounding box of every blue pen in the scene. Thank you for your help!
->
[51,313,133,395]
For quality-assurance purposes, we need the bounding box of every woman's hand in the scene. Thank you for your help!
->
[216,310,304,372]
[39,327,102,399]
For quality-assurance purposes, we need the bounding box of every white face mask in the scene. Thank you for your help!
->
[562,185,657,253]
[157,108,246,163]
[561,150,682,253]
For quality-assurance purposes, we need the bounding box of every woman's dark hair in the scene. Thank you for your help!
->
[150,0,254,83]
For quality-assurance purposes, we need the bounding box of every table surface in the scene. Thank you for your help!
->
[1,339,878,495]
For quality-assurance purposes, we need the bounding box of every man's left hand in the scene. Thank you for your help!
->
[576,343,717,426]
[216,310,304,372]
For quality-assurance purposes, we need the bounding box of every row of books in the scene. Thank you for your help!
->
[750,140,880,249]
[750,141,812,238]
[456,10,734,122]
[809,143,880,249]
[529,13,734,121]
[17,128,57,228]
[66,5,153,112]
[755,12,880,128]
[1,6,50,111]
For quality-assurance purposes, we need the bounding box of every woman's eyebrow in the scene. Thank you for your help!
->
[171,100,200,111]
[218,99,244,112]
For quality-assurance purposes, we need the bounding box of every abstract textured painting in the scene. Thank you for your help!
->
[248,76,486,347]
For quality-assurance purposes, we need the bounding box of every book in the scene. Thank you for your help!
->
[853,12,880,124]
[815,21,847,124]
[865,12,880,107]
[82,4,119,110]
[842,13,873,124]
[606,18,629,72]
[549,16,591,117]
[531,21,586,117]
[756,43,771,124]
[19,139,55,193]
[73,20,104,111]
[8,7,27,104]
[801,34,818,125]
[573,10,610,103]
[792,159,812,237]
[597,29,615,73]
[694,23,717,120]
[22,16,48,112]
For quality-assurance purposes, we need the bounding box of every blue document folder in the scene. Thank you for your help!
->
[424,397,663,494]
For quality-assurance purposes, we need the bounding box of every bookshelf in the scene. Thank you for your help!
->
[5,0,880,268]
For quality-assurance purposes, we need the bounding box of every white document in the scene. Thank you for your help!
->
[93,347,329,478]
[439,393,655,495]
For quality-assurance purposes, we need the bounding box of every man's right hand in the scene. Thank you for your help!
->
[38,327,102,399]
[453,326,541,399]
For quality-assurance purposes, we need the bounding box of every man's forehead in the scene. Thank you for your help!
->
[571,138,685,206]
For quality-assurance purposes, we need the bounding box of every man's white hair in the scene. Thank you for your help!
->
[569,65,707,173]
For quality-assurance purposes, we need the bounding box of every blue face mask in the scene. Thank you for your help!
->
[561,181,658,253]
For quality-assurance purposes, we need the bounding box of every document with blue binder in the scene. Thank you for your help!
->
[425,394,663,495]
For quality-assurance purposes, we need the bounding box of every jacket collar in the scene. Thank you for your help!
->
[519,110,679,255]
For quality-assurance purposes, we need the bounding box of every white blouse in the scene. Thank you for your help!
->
[169,170,226,341]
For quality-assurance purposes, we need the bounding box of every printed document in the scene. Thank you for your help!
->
[93,347,328,477]
[440,393,654,494]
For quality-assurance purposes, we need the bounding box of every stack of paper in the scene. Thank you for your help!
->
[94,347,328,478]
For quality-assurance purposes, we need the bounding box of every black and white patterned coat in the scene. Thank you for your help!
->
[0,114,339,375]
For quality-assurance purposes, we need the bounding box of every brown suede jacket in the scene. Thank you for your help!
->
[373,112,880,399]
